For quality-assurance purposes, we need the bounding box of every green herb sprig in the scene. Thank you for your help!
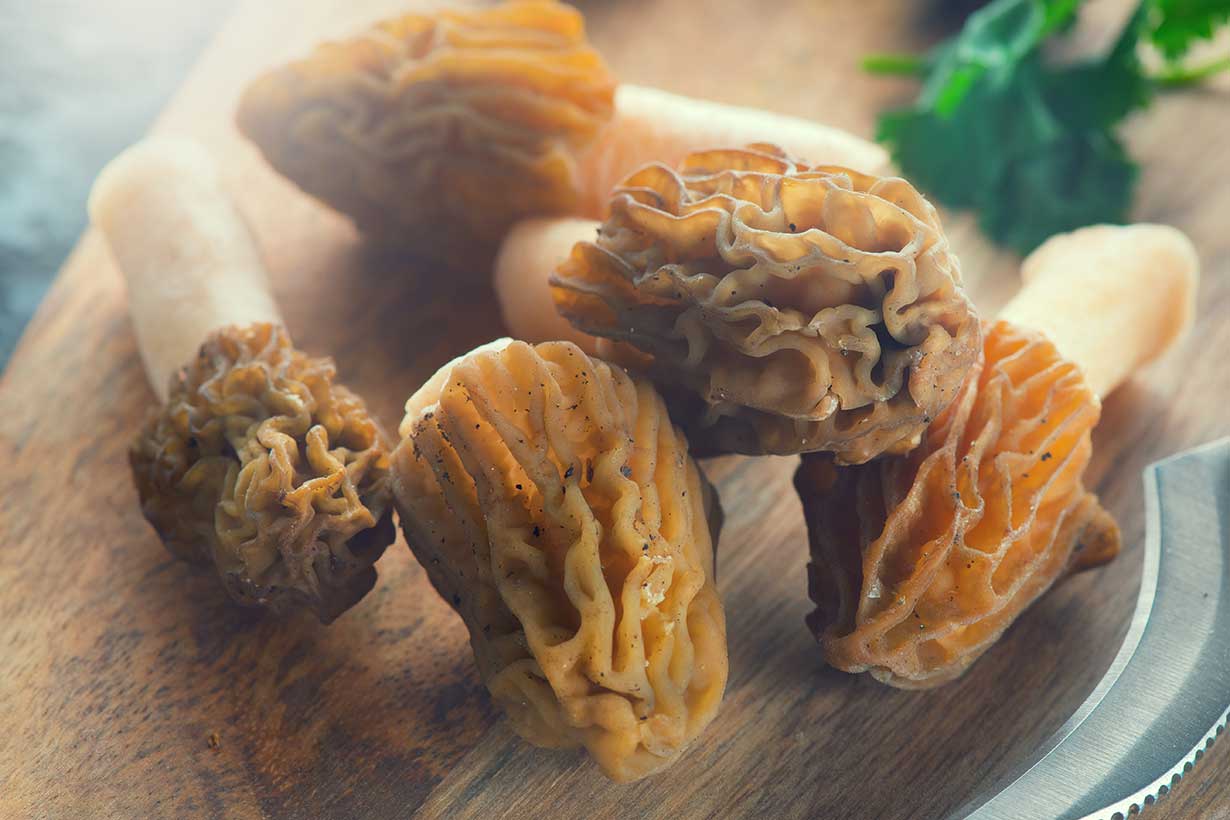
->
[865,0,1230,253]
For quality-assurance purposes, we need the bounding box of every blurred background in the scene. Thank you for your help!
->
[0,1,236,364]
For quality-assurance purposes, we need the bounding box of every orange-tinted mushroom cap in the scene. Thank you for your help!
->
[795,321,1119,688]
[391,339,727,781]
[552,144,980,462]
[131,323,395,622]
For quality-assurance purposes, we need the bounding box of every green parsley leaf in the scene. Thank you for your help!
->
[1045,5,1153,128]
[866,0,1230,253]
[1150,0,1230,61]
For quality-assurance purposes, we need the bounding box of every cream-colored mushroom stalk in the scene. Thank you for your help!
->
[1000,223,1198,398]
[495,217,602,352]
[89,139,280,402]
[573,84,889,215]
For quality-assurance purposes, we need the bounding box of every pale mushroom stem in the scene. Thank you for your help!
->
[574,85,891,218]
[494,217,602,352]
[89,137,282,402]
[999,224,1199,399]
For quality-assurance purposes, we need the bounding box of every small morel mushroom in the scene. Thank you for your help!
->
[90,139,395,622]
[795,224,1199,687]
[506,144,981,462]
[390,339,727,782]
[235,0,886,264]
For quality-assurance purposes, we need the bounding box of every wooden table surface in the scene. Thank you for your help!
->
[2,1,1227,817]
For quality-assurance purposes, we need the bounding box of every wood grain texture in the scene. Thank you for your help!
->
[1,1,1228,817]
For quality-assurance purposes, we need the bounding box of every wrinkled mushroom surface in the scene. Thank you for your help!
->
[795,321,1120,688]
[130,323,395,622]
[551,144,980,462]
[391,339,727,782]
[237,0,615,261]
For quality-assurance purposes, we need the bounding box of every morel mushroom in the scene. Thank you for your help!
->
[390,339,727,781]
[90,138,395,622]
[795,224,1198,688]
[505,145,980,462]
[235,0,886,263]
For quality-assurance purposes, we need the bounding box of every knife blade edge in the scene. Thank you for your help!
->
[957,438,1230,820]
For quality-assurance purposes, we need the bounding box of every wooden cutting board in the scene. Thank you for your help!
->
[2,1,1228,817]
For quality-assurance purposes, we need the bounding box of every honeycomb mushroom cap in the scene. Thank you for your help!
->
[236,0,615,262]
[794,321,1121,688]
[391,339,727,782]
[551,144,980,462]
[130,323,395,623]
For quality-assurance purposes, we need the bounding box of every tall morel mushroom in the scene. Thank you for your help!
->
[506,144,981,462]
[390,339,727,782]
[795,224,1199,687]
[90,138,395,622]
[236,0,886,263]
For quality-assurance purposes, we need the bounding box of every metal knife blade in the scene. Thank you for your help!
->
[955,437,1230,820]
